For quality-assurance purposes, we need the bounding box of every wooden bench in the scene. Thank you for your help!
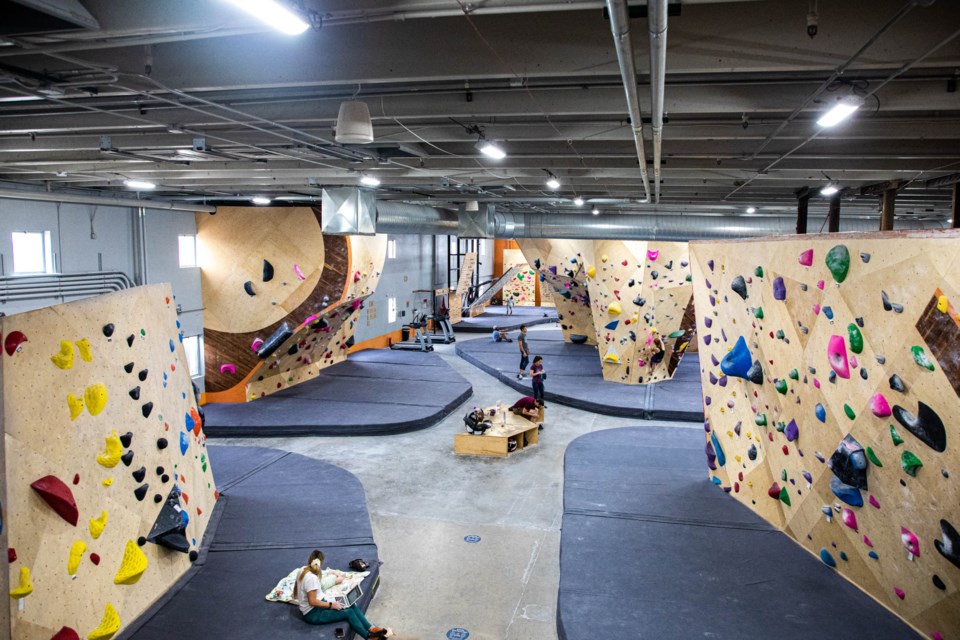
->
[454,405,542,457]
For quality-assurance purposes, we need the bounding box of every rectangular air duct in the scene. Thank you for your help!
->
[458,204,495,238]
[2,0,99,35]
[321,187,376,235]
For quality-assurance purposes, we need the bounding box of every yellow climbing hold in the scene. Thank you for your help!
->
[601,254,609,263]
[607,301,622,316]
[75,337,93,362]
[114,539,148,585]
[102,478,113,487]
[87,603,121,640]
[96,430,123,468]
[937,295,949,313]
[9,567,33,599]
[603,350,620,364]
[51,340,75,369]
[68,540,87,576]
[586,265,596,279]
[84,383,108,416]
[68,393,85,421]
[90,511,108,539]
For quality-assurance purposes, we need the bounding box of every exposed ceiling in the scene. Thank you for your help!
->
[0,0,959,224]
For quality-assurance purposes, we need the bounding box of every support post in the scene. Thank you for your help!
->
[827,194,841,233]
[880,187,896,231]
[797,194,809,234]
[953,183,959,229]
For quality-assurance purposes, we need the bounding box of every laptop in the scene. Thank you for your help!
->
[331,584,363,608]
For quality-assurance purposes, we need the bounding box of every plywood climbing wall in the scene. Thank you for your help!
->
[2,284,217,640]
[449,252,477,325]
[519,238,695,384]
[690,230,960,639]
[246,234,387,399]
[502,249,536,307]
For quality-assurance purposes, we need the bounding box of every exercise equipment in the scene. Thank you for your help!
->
[428,311,456,344]
[391,311,434,352]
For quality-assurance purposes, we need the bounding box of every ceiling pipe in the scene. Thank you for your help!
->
[375,201,459,235]
[604,0,651,203]
[648,0,668,205]
[0,187,215,213]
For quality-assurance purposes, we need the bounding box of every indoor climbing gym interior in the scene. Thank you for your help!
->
[0,1,959,639]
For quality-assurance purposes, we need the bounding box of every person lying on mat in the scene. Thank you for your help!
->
[294,549,394,639]
[509,395,543,422]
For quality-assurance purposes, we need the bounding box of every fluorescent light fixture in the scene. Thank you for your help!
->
[591,207,600,215]
[476,140,506,160]
[573,196,584,206]
[252,196,272,205]
[360,175,381,187]
[820,184,840,196]
[546,177,560,190]
[124,179,156,190]
[225,0,310,35]
[817,96,863,128]
[746,206,757,214]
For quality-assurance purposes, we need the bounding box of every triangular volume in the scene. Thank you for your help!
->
[146,486,190,553]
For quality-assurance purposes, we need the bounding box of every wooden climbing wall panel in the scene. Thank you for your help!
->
[502,249,536,307]
[690,230,960,639]
[449,252,477,325]
[2,285,217,640]
[246,234,387,399]
[518,239,593,345]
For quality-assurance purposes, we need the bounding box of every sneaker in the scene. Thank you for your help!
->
[516,374,523,380]
[538,424,544,431]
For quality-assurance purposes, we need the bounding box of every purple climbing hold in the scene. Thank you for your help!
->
[802,471,813,485]
[784,419,799,442]
[773,277,786,301]
[705,439,717,470]
[869,495,880,509]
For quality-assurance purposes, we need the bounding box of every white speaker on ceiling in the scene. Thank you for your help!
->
[335,101,374,144]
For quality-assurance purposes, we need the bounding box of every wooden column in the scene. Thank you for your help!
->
[880,187,896,231]
[827,194,841,232]
[796,192,810,235]
[953,183,959,229]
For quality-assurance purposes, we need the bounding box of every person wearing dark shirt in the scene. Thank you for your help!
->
[517,325,529,380]
[510,395,542,421]
[529,355,545,405]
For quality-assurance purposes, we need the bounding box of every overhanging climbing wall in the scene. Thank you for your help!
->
[690,230,960,639]
[3,284,217,640]
[519,238,695,384]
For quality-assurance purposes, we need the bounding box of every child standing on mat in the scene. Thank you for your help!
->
[517,325,529,380]
[529,355,545,405]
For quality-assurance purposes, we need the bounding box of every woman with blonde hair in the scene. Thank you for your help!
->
[293,549,393,638]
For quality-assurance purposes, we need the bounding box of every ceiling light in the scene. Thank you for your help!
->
[476,140,506,160]
[360,175,381,187]
[746,206,757,214]
[546,175,560,190]
[591,207,600,215]
[820,184,840,196]
[225,0,310,35]
[335,101,374,144]
[252,196,272,205]
[816,96,863,128]
[573,196,584,206]
[124,179,156,190]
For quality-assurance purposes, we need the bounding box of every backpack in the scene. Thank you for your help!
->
[464,409,492,434]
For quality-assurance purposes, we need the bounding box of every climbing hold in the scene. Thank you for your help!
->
[134,484,149,501]
[96,430,123,468]
[893,587,905,600]
[119,432,133,448]
[607,301,622,315]
[814,404,826,423]
[720,336,753,379]
[75,337,93,363]
[893,402,946,452]
[746,361,764,384]
[901,450,924,477]
[889,374,906,393]
[114,539,149,585]
[754,307,764,319]
[747,444,758,461]
[89,511,108,539]
[705,440,717,470]
[4,331,28,356]
[827,335,851,379]
[779,486,791,506]
[586,265,596,279]
[51,340,75,369]
[9,567,33,598]
[146,486,191,553]
[773,277,786,301]
[67,540,87,576]
[256,322,293,359]
[730,275,748,300]
[87,603,121,640]
[710,433,726,467]
[293,264,306,281]
[847,324,863,354]
[825,244,850,283]
[262,259,274,282]
[142,402,154,418]
[890,424,904,446]
[934,519,960,570]
[755,414,768,427]
[31,475,79,525]
[901,527,920,560]
[933,575,946,591]
[828,434,868,490]
[820,548,837,568]
[132,466,146,483]
[138,369,148,382]
[243,280,256,296]
[798,249,813,266]
[50,628,80,640]
[784,419,799,442]
[767,482,781,499]
[102,323,116,338]
[67,393,85,421]
[843,404,856,420]
[775,379,787,395]
[869,393,891,418]
[179,431,190,455]
[84,383,108,416]
[157,437,168,450]
[841,508,858,532]
[865,447,883,467]
[603,349,620,364]
[829,476,863,507]
[936,294,949,313]
[911,345,935,371]
[126,334,135,347]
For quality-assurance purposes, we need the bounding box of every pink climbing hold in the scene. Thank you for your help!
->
[647,250,659,261]
[841,508,858,532]
[813,304,821,315]
[817,280,825,290]
[827,335,851,379]
[931,633,944,640]
[901,527,920,559]
[863,535,873,548]
[869,495,881,509]
[894,587,905,600]
[352,299,362,310]
[30,475,79,526]
[813,378,821,389]
[293,264,306,281]
[798,249,814,266]
[849,356,858,369]
[219,364,236,375]
[870,393,892,418]
[250,338,264,351]
[353,270,362,283]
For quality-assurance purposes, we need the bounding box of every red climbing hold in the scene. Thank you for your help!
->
[50,627,81,640]
[73,473,80,485]
[4,330,27,356]
[768,482,781,499]
[8,548,16,563]
[30,475,79,526]
[90,553,100,565]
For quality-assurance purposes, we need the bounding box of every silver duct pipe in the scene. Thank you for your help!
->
[375,201,459,235]
[648,0,668,204]
[0,187,215,213]
[605,0,651,202]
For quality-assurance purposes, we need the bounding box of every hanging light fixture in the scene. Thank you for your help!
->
[124,179,156,190]
[360,174,381,187]
[746,206,757,214]
[820,184,840,196]
[591,206,600,215]
[225,0,310,35]
[817,95,863,128]
[252,196,272,205]
[545,171,560,190]
[335,101,374,144]
[573,196,584,207]
[476,139,507,160]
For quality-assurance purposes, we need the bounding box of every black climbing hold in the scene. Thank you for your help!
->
[627,279,635,287]
[893,402,946,452]
[287,343,299,356]
[161,474,170,483]
[146,486,190,553]
[628,331,636,342]
[875,355,886,365]
[828,371,837,383]
[154,494,163,503]
[943,469,950,479]
[935,519,960,570]
[134,484,149,501]
[860,368,868,380]
[746,360,764,385]
[126,334,135,347]
[262,259,274,282]
[102,323,115,338]
[189,550,199,562]
[142,402,154,418]
[827,434,868,490]
[860,252,871,263]
[257,322,293,359]
[129,386,141,400]
[799,283,808,292]
[730,275,748,300]
[633,296,646,307]
[933,575,946,591]
[138,369,148,382]
[243,280,256,296]
[156,437,168,450]
[665,260,673,270]
[651,270,659,280]
[900,479,907,487]
[124,362,135,374]
[120,451,135,467]
[132,466,146,483]
[747,444,758,461]
[156,466,164,475]
[855,317,864,328]
[137,537,147,546]
[889,374,906,393]
[119,432,133,448]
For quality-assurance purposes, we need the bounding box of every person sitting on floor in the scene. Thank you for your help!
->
[293,549,394,639]
[510,395,544,423]
[491,326,513,343]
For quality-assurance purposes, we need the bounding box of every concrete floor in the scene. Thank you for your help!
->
[214,324,702,640]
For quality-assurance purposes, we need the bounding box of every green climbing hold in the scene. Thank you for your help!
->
[866,447,883,467]
[754,307,764,319]
[775,379,788,395]
[843,404,856,420]
[890,424,904,446]
[755,414,768,427]
[911,346,935,371]
[755,266,764,278]
[667,330,685,339]
[788,369,799,380]
[776,422,786,433]
[781,469,787,481]
[685,274,692,282]
[825,244,850,283]
[901,450,923,477]
[848,324,863,354]
[779,486,791,506]
[775,329,785,340]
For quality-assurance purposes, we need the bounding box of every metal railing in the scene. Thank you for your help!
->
[0,270,134,304]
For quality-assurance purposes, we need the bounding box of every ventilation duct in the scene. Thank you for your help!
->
[375,201,459,235]
[2,0,100,35]
[322,187,377,235]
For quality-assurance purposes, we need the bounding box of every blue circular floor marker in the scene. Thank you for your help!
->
[463,535,481,543]
[446,628,470,640]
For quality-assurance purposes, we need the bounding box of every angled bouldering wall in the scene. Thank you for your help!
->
[501,249,536,307]
[690,229,960,639]
[519,238,695,384]
[3,284,217,640]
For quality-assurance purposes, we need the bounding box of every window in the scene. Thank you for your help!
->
[179,234,198,268]
[388,296,397,323]
[12,231,54,274]
[479,240,486,256]
[182,335,204,377]
[387,239,397,259]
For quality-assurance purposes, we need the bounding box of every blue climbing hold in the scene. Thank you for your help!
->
[815,403,826,423]
[829,476,863,507]
[604,320,619,330]
[820,548,836,568]
[711,476,722,485]
[868,551,879,560]
[839,551,848,561]
[710,432,726,467]
[169,339,175,352]
[720,336,753,379]
[185,412,195,434]
[823,306,834,320]
[179,431,189,456]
